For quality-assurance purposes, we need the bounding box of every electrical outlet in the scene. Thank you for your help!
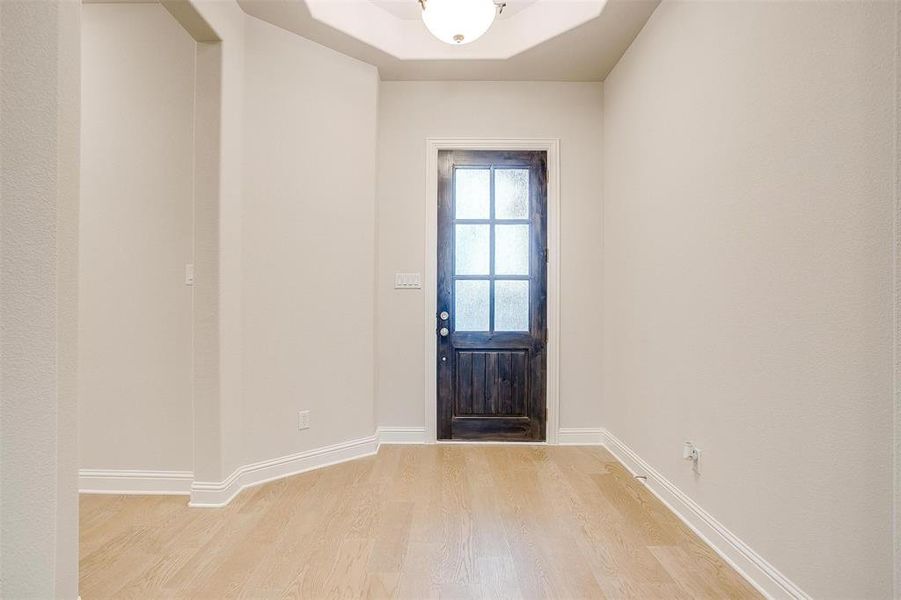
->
[298,410,310,431]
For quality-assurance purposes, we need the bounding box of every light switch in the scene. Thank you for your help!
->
[395,272,422,289]
[185,263,194,286]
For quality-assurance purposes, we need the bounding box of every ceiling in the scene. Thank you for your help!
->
[370,0,538,21]
[237,0,660,81]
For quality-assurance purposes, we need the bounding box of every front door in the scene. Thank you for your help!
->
[436,150,547,441]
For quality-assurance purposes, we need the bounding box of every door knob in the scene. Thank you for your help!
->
[439,327,449,337]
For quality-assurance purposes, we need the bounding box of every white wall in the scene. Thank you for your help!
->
[77,3,380,484]
[241,16,379,464]
[79,3,196,473]
[376,82,604,432]
[182,0,248,486]
[602,1,895,597]
[0,0,80,596]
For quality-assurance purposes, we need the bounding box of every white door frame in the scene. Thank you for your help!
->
[423,138,561,444]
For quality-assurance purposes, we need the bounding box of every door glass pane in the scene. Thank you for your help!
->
[495,280,529,332]
[495,169,529,219]
[455,280,490,331]
[455,169,490,219]
[495,224,529,275]
[455,224,490,275]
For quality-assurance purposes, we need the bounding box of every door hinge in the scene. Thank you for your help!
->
[544,248,549,263]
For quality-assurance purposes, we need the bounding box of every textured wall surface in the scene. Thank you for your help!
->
[0,1,80,596]
[376,81,604,432]
[894,5,900,597]
[602,1,895,597]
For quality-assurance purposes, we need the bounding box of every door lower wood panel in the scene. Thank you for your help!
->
[455,350,529,416]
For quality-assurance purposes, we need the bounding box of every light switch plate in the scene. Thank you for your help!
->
[395,272,422,289]
[185,263,194,286]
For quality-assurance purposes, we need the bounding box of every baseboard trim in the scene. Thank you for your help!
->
[377,426,427,444]
[189,434,379,508]
[79,469,193,495]
[600,429,810,600]
[557,427,605,445]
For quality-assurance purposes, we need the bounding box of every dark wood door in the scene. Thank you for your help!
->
[436,150,547,441]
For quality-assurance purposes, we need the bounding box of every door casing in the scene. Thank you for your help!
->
[424,138,560,444]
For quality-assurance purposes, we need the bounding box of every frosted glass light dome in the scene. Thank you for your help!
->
[421,0,497,45]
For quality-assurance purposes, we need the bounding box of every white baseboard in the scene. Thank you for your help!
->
[600,429,810,600]
[557,427,605,445]
[189,434,379,508]
[79,469,193,495]
[377,426,427,444]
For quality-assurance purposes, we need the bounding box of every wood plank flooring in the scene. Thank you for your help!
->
[79,445,761,599]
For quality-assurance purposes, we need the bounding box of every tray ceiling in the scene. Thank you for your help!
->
[238,0,659,81]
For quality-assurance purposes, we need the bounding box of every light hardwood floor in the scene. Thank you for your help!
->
[79,445,761,599]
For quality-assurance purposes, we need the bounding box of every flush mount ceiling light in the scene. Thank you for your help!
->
[418,0,504,45]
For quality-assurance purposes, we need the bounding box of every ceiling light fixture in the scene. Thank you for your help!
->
[418,0,504,45]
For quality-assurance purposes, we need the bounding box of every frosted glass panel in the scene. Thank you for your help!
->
[455,169,490,219]
[496,169,529,219]
[455,225,490,275]
[495,224,529,275]
[455,280,490,331]
[495,281,529,331]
